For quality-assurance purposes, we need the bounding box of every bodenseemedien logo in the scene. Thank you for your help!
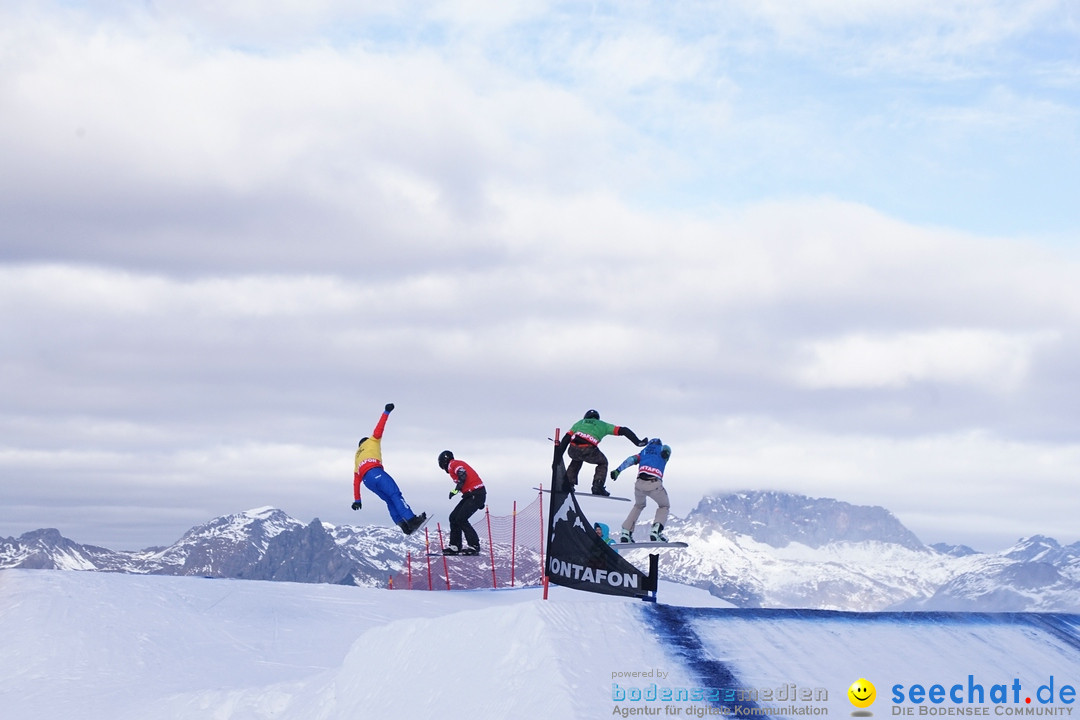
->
[849,678,877,716]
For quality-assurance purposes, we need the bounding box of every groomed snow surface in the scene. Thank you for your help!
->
[3,569,1080,720]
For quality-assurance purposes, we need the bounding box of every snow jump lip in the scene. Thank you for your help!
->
[612,541,689,551]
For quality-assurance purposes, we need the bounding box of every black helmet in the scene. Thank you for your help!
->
[584,409,600,420]
[358,436,369,448]
[438,450,454,471]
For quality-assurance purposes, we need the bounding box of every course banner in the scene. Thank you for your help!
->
[545,443,650,598]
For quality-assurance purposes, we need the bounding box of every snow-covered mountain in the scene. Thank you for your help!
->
[0,505,542,590]
[902,535,1080,612]
[686,491,924,549]
[0,527,119,571]
[4,491,1079,611]
[0,507,410,586]
[624,490,1080,612]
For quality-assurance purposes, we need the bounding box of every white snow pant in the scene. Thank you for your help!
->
[621,475,670,531]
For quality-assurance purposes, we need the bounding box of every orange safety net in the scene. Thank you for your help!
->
[389,493,546,591]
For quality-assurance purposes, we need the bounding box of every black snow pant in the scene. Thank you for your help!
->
[566,442,608,490]
[449,487,486,549]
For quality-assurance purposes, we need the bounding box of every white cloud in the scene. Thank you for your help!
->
[2,0,1080,553]
[0,265,361,318]
[673,420,1080,550]
[731,0,1073,72]
[792,329,1057,391]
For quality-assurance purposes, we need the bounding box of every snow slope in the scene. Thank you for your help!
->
[3,569,1080,720]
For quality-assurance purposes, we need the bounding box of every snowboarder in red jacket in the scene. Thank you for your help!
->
[437,450,486,555]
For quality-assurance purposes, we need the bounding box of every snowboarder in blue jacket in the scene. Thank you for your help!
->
[611,438,671,542]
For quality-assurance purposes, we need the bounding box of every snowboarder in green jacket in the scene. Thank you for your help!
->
[557,409,647,496]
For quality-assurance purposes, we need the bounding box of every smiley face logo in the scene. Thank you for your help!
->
[848,678,876,709]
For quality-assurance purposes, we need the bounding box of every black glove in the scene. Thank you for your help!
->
[449,490,457,499]
[351,500,362,511]
[636,437,649,448]
[610,469,620,480]
[384,403,395,413]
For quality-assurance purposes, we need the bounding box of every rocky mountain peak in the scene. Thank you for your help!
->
[687,490,925,550]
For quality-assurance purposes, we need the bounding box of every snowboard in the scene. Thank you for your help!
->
[426,552,483,558]
[612,541,688,551]
[406,513,431,536]
[533,487,631,502]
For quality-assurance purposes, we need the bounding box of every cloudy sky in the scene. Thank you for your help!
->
[2,0,1079,553]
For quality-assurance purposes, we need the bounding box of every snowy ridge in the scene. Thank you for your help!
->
[1,511,426,585]
[5,490,1080,611]
[690,490,924,549]
[142,507,307,575]
[620,490,1080,612]
[0,528,115,571]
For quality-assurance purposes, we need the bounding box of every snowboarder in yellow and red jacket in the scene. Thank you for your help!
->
[352,403,427,535]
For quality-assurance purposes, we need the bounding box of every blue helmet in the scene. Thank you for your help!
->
[646,438,670,460]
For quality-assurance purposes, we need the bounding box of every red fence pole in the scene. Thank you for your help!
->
[510,500,518,588]
[539,483,546,580]
[485,507,496,588]
[425,526,433,591]
[540,483,549,599]
[437,523,451,590]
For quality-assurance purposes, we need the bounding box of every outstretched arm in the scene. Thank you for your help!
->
[611,454,640,480]
[371,403,394,439]
[616,426,648,447]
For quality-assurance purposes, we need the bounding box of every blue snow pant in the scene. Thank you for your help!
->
[362,467,415,525]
